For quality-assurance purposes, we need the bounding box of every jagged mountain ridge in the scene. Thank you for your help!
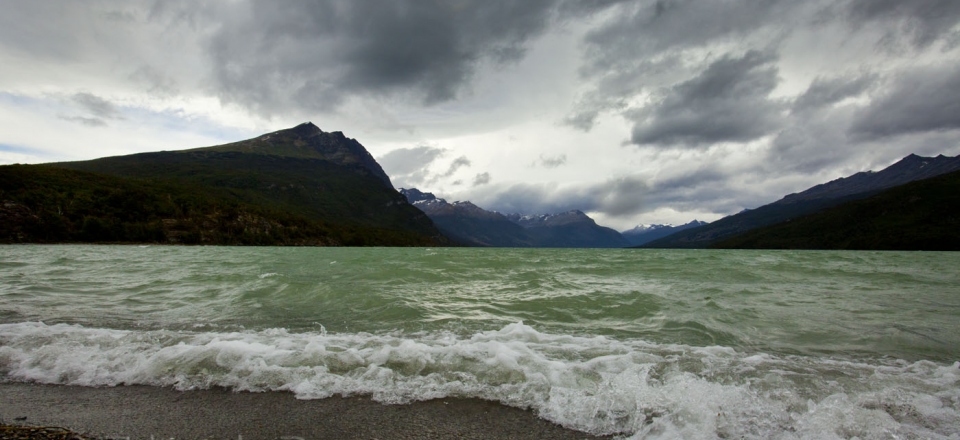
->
[4,123,449,246]
[643,153,960,248]
[400,188,630,248]
[400,189,534,247]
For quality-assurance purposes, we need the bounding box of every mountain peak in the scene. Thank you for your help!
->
[399,188,437,203]
[199,123,393,187]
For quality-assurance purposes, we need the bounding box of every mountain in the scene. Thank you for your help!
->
[399,189,533,247]
[643,153,960,248]
[713,169,960,250]
[0,123,448,246]
[621,220,708,247]
[503,211,630,248]
[400,189,630,248]
[194,122,394,187]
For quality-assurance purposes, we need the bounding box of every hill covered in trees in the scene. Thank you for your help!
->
[0,123,448,246]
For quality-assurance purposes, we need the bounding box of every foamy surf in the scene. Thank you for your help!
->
[1,321,957,439]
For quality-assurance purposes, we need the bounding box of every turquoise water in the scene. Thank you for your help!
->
[1,245,958,438]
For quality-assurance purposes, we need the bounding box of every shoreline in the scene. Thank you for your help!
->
[0,382,608,440]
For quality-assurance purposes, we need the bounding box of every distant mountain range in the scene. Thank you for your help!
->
[621,221,708,247]
[0,123,448,246]
[2,122,956,250]
[643,153,960,249]
[399,188,630,247]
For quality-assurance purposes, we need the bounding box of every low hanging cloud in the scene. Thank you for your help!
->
[378,146,447,188]
[378,146,474,189]
[475,174,648,217]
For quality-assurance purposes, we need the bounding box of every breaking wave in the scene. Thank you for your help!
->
[2,321,958,439]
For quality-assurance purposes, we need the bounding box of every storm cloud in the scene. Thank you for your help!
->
[629,51,784,147]
[205,0,561,114]
[849,65,960,140]
[2,0,960,228]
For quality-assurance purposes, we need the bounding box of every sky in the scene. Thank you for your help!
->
[2,1,960,231]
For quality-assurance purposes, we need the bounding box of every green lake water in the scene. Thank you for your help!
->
[1,245,958,438]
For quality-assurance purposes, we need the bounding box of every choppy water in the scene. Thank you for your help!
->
[1,245,958,439]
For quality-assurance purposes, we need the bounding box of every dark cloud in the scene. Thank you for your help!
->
[791,74,876,114]
[629,51,784,147]
[440,156,472,178]
[850,65,960,140]
[580,0,791,75]
[205,0,560,115]
[846,0,960,49]
[473,172,491,186]
[569,0,794,108]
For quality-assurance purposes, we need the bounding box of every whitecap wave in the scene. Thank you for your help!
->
[1,321,957,439]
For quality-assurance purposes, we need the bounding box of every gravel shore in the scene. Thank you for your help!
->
[0,383,607,440]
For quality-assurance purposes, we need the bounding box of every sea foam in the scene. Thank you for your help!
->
[1,321,958,439]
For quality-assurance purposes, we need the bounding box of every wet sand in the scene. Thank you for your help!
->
[0,383,607,439]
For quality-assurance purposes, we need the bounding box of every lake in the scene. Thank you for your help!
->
[1,245,958,438]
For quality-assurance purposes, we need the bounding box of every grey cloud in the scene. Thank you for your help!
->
[130,65,180,97]
[205,0,560,115]
[441,156,472,178]
[792,74,876,114]
[568,0,803,136]
[581,0,791,75]
[846,0,960,48]
[478,175,648,217]
[72,93,122,120]
[537,154,567,168]
[378,147,473,188]
[58,92,124,127]
[563,56,682,132]
[850,65,960,140]
[379,146,446,175]
[473,172,491,186]
[58,115,108,127]
[630,51,784,147]
[378,146,446,188]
